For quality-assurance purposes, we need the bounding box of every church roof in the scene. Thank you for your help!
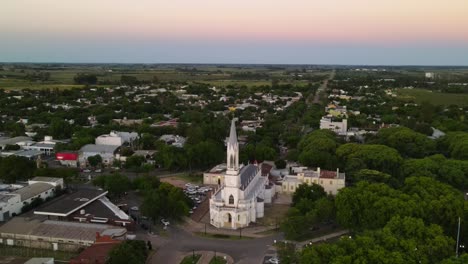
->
[240,164,259,189]
[228,118,238,146]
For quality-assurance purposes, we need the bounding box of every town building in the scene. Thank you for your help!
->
[0,217,126,251]
[79,144,120,167]
[95,131,139,147]
[0,180,58,222]
[70,234,122,264]
[34,189,133,229]
[55,152,79,167]
[209,119,274,229]
[281,167,345,195]
[159,134,186,148]
[320,116,348,135]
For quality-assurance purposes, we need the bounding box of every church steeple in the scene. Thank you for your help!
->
[226,118,239,176]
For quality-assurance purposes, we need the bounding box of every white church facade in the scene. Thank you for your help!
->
[209,119,274,229]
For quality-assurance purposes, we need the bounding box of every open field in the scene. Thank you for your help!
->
[0,64,331,89]
[396,88,468,106]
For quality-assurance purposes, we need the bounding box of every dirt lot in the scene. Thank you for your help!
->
[160,176,187,188]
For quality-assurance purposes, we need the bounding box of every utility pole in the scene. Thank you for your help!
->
[456,217,461,258]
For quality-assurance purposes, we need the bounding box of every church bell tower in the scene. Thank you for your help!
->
[225,118,240,187]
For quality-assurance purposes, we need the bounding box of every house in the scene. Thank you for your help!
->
[0,136,34,150]
[95,131,139,147]
[28,177,64,189]
[79,144,120,167]
[0,194,21,221]
[320,116,348,135]
[55,152,79,167]
[281,167,345,195]
[159,134,186,148]
[69,233,122,264]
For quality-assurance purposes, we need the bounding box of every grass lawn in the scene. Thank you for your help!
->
[257,204,290,228]
[209,256,227,264]
[180,254,201,264]
[396,88,468,106]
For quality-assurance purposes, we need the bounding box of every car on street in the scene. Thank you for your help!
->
[83,169,91,173]
[161,219,170,226]
[268,257,280,264]
[95,169,102,173]
[130,206,139,211]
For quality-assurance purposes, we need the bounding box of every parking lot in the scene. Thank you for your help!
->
[183,183,213,219]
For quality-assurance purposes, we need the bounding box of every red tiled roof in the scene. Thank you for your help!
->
[320,170,337,179]
[69,235,121,264]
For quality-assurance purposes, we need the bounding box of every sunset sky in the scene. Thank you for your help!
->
[1,0,468,65]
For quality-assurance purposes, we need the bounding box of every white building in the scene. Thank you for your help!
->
[209,119,274,229]
[425,72,435,79]
[159,134,186,148]
[79,144,120,166]
[0,181,57,221]
[281,167,345,195]
[95,131,139,147]
[320,116,348,135]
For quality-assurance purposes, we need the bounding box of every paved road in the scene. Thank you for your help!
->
[146,227,283,264]
[309,70,336,104]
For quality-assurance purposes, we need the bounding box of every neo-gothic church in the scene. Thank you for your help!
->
[209,119,274,229]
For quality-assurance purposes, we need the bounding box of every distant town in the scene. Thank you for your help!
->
[0,63,467,263]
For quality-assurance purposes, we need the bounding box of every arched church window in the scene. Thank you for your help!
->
[229,195,234,204]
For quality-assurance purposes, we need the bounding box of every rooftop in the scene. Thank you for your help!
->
[29,177,63,183]
[240,164,260,189]
[34,189,108,217]
[0,136,33,146]
[0,217,125,242]
[80,144,119,154]
[13,183,54,202]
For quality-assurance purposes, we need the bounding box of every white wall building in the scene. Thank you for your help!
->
[0,181,57,221]
[79,144,119,166]
[320,116,348,135]
[95,131,139,147]
[209,119,274,229]
[281,167,345,195]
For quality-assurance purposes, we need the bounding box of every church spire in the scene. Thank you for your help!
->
[228,118,238,146]
[226,118,239,175]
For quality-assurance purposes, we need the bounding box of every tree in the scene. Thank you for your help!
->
[73,73,97,85]
[92,174,131,198]
[0,156,36,183]
[275,159,287,169]
[141,182,190,221]
[107,240,148,264]
[336,143,403,176]
[353,169,393,185]
[125,155,146,169]
[300,216,455,264]
[292,184,327,206]
[87,154,102,167]
[297,130,339,169]
[373,126,436,158]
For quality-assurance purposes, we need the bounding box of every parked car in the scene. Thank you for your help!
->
[130,206,139,211]
[83,169,91,173]
[268,257,280,264]
[161,219,170,226]
[95,169,102,173]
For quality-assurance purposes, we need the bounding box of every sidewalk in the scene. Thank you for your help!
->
[182,218,278,238]
[297,229,349,248]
